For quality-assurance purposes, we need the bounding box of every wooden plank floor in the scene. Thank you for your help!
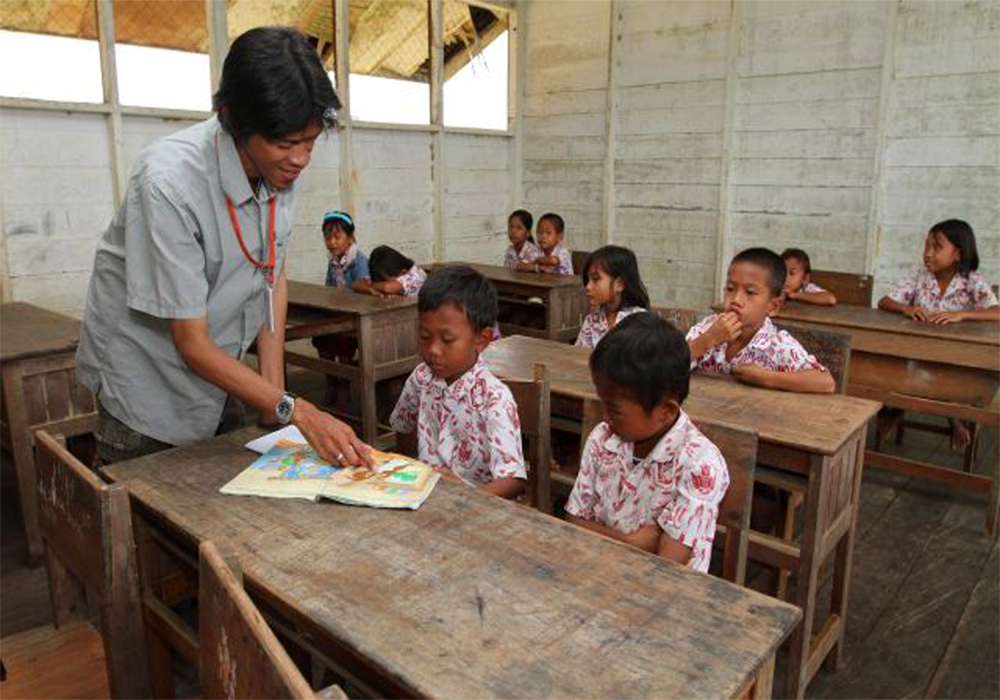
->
[2,367,997,698]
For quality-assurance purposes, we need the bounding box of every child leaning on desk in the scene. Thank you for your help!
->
[565,313,729,572]
[389,266,526,499]
[686,247,835,394]
[354,245,427,298]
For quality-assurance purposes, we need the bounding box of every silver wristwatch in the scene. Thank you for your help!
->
[275,392,297,425]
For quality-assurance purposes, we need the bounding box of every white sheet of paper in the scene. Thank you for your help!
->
[244,425,307,454]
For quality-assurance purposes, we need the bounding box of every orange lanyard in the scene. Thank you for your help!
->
[225,195,276,286]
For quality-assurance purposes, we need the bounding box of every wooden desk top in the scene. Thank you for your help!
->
[0,302,81,363]
[483,335,880,455]
[429,262,582,289]
[104,428,799,700]
[287,280,417,316]
[775,303,1000,347]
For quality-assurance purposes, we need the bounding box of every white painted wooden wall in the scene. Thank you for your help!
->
[0,111,511,317]
[522,0,999,308]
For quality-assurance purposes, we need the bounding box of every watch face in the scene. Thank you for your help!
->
[277,396,294,423]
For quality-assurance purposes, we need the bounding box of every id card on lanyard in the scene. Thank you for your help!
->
[226,195,277,332]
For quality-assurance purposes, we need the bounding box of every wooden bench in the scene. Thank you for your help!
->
[200,541,346,699]
[809,270,874,307]
[0,430,152,699]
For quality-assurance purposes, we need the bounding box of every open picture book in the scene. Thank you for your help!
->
[221,435,440,510]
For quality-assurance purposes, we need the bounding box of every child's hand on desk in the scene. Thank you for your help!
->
[903,305,931,321]
[925,310,966,324]
[708,312,742,347]
[291,399,375,468]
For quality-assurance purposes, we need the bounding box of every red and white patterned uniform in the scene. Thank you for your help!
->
[686,315,827,375]
[540,244,574,276]
[397,266,427,297]
[389,357,526,487]
[566,411,729,573]
[503,240,542,269]
[886,269,998,311]
[575,306,647,349]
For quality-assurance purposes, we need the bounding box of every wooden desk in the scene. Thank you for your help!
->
[1,302,98,564]
[482,335,881,699]
[429,262,588,343]
[103,427,798,700]
[774,303,1000,535]
[284,281,420,445]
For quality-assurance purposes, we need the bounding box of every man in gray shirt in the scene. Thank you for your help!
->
[77,27,371,468]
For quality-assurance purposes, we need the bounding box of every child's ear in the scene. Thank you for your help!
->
[766,291,782,316]
[473,326,494,353]
[655,399,680,425]
[614,277,625,293]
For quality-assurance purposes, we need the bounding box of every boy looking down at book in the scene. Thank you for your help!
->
[389,266,526,498]
[566,313,729,572]
[686,247,835,394]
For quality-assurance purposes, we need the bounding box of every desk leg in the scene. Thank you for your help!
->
[2,362,43,566]
[735,654,775,699]
[356,315,378,445]
[988,445,999,539]
[826,427,867,671]
[786,452,827,700]
[545,291,560,342]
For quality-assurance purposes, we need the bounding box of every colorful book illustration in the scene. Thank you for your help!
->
[221,439,440,510]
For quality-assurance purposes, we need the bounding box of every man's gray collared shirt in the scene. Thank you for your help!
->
[76,118,295,445]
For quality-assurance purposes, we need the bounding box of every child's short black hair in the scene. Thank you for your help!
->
[731,247,786,297]
[418,266,497,332]
[582,245,650,310]
[930,219,980,276]
[214,27,339,141]
[369,245,414,282]
[590,313,690,412]
[781,248,812,274]
[539,212,565,234]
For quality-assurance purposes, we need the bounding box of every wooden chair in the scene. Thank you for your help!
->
[550,396,604,494]
[199,541,346,699]
[571,250,591,276]
[690,419,758,585]
[502,363,553,514]
[0,430,152,699]
[809,269,874,307]
[773,322,851,394]
[650,306,699,334]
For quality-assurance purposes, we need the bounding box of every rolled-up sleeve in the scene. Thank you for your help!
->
[125,177,208,319]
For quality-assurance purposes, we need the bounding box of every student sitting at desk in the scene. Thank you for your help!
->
[323,210,369,290]
[390,267,526,499]
[566,314,729,572]
[503,209,540,269]
[781,248,837,306]
[877,219,999,324]
[877,219,999,450]
[575,245,650,349]
[518,212,573,275]
[687,247,835,394]
[356,245,427,297]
